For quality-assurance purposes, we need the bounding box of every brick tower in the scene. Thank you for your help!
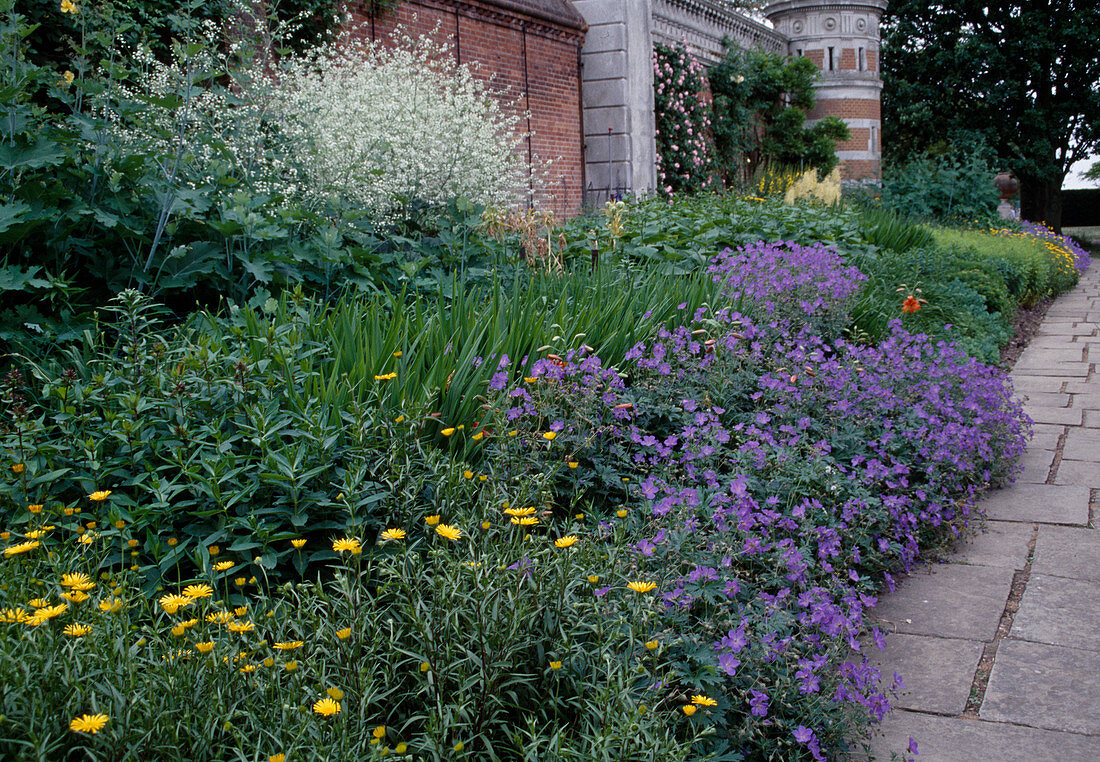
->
[764,0,887,181]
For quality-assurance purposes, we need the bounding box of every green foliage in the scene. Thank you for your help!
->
[881,0,1100,228]
[855,207,935,253]
[878,146,1001,223]
[652,43,714,195]
[709,45,849,186]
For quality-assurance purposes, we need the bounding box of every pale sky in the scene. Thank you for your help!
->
[1064,157,1097,190]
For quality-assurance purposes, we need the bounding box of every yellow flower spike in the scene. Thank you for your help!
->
[69,713,108,734]
[435,524,462,541]
[682,705,697,717]
[291,538,306,549]
[554,535,578,549]
[327,686,345,701]
[313,698,340,716]
[627,581,657,594]
[336,627,351,640]
[372,725,386,739]
[441,427,455,437]
[88,490,111,502]
[424,515,441,526]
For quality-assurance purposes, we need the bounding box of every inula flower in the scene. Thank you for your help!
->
[554,535,578,548]
[182,584,213,600]
[273,640,304,650]
[60,572,94,591]
[435,524,461,541]
[291,539,306,548]
[313,697,340,716]
[627,581,657,594]
[28,603,67,626]
[511,516,538,526]
[327,686,344,701]
[89,490,111,502]
[69,713,108,733]
[504,506,535,517]
[380,528,406,542]
[372,725,386,739]
[336,627,351,640]
[332,537,362,554]
[60,590,89,603]
[0,608,30,623]
[195,641,215,653]
[691,695,717,707]
[682,705,697,716]
[3,540,40,557]
[213,561,234,572]
[424,515,441,526]
[542,431,556,440]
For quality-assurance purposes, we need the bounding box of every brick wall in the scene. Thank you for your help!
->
[807,98,880,121]
[347,1,586,216]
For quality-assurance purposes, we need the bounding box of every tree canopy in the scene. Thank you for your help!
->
[881,0,1100,229]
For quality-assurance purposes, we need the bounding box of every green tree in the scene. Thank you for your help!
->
[710,44,849,187]
[881,0,1100,231]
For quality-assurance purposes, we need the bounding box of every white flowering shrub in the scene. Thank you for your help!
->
[270,31,530,217]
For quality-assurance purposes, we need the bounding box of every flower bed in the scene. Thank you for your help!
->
[1,236,1032,760]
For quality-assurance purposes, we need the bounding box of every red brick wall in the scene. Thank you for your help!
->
[346,1,585,216]
[866,48,878,72]
[838,48,856,71]
[839,159,880,180]
[808,97,880,121]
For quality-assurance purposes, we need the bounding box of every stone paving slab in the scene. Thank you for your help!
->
[946,520,1033,569]
[1023,405,1084,426]
[1010,573,1100,651]
[870,564,1013,641]
[1063,379,1098,394]
[866,710,1100,762]
[980,639,1100,735]
[1028,423,1066,450]
[1013,364,1091,377]
[1011,375,1068,393]
[1014,448,1055,483]
[1060,429,1100,460]
[980,483,1090,525]
[1031,525,1100,581]
[1019,391,1071,407]
[866,634,984,715]
[1081,410,1100,428]
[1015,348,1086,365]
[1051,459,1100,489]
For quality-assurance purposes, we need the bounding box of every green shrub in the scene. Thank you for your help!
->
[879,147,1000,223]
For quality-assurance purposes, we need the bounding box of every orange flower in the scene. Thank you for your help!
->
[901,295,921,314]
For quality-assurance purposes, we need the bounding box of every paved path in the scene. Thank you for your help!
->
[864,261,1100,761]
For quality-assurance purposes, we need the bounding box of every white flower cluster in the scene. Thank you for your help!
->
[268,30,530,217]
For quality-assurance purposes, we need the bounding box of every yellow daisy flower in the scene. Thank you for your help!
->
[627,581,657,594]
[182,584,214,600]
[380,528,406,542]
[88,490,111,502]
[63,623,92,637]
[554,535,578,549]
[273,640,303,650]
[213,561,234,572]
[69,713,108,734]
[312,697,340,716]
[332,537,362,554]
[691,695,717,707]
[60,572,94,590]
[3,540,41,557]
[159,594,193,615]
[435,524,462,541]
[291,539,306,549]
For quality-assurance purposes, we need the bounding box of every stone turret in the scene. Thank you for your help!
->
[764,0,887,181]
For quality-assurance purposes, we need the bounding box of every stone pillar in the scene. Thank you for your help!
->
[573,0,658,201]
[764,0,887,182]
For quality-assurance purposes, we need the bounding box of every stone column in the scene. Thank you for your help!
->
[572,0,658,201]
